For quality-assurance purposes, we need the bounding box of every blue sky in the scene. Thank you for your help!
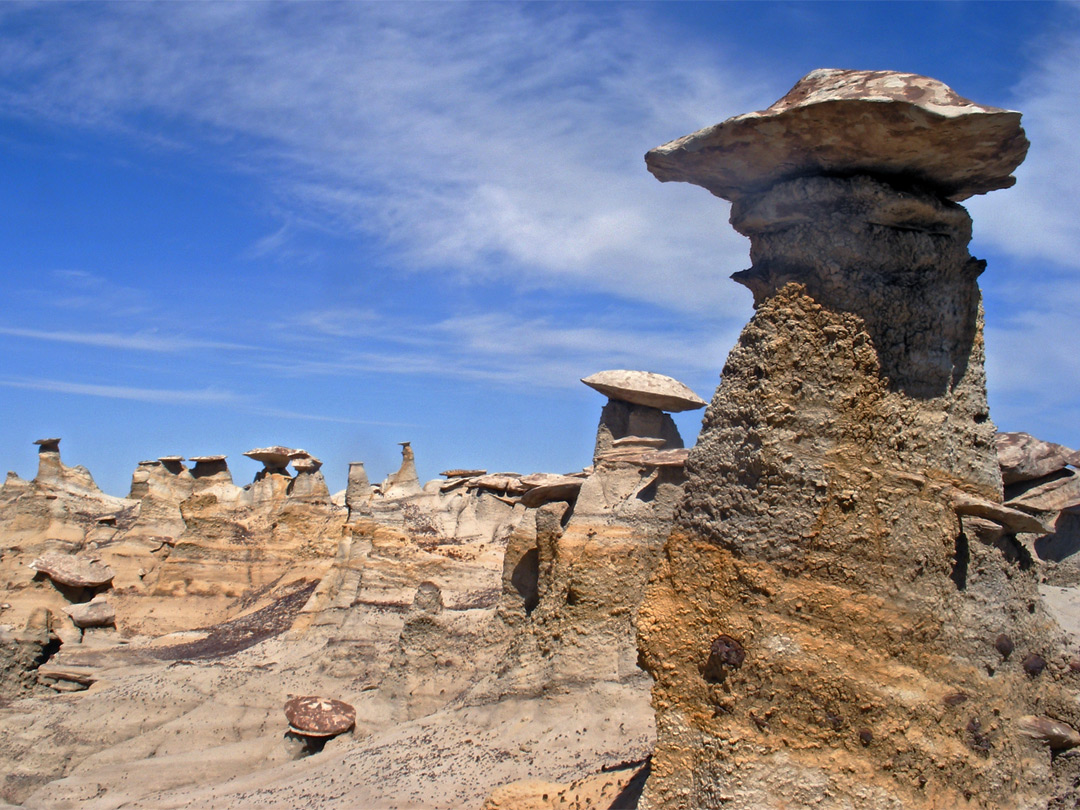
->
[1,1,1078,496]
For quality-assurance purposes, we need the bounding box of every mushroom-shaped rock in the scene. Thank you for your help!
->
[646,68,1028,202]
[33,438,63,482]
[582,370,706,413]
[188,455,230,478]
[62,597,116,628]
[997,432,1080,485]
[520,475,585,508]
[469,473,529,496]
[244,446,301,472]
[284,696,356,738]
[287,454,329,498]
[30,554,115,588]
[291,454,322,473]
[157,455,187,474]
[383,442,422,496]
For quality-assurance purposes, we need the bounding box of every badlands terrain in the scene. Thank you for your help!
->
[3,69,1080,809]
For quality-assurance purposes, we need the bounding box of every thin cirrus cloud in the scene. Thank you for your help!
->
[0,326,254,353]
[269,308,741,392]
[0,378,416,429]
[0,3,765,318]
[0,378,240,406]
[963,12,1080,435]
[967,9,1080,270]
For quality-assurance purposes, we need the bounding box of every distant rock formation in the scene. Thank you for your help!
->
[583,369,706,462]
[638,69,1076,810]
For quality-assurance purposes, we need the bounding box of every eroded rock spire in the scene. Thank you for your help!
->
[637,69,1075,809]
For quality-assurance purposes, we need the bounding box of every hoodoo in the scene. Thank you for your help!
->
[637,70,1077,808]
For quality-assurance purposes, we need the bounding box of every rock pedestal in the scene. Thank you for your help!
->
[32,438,101,493]
[382,442,422,498]
[288,455,330,499]
[637,70,1075,810]
[33,438,62,482]
[345,462,372,520]
[582,370,706,462]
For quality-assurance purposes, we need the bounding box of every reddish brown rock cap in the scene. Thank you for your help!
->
[284,695,356,737]
[997,432,1079,485]
[646,68,1028,202]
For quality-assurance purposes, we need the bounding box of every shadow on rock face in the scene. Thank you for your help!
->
[511,547,540,615]
[731,175,981,401]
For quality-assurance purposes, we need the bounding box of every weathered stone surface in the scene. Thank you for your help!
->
[188,455,226,464]
[581,369,706,413]
[243,446,300,470]
[951,489,1052,534]
[29,554,115,588]
[596,446,689,468]
[31,437,102,493]
[288,455,330,499]
[62,598,115,628]
[998,431,1079,485]
[638,72,1069,810]
[593,399,686,462]
[469,473,529,496]
[441,468,487,478]
[519,476,584,508]
[284,695,356,737]
[344,461,372,520]
[1006,468,1080,514]
[646,68,1028,202]
[382,442,422,497]
[290,454,321,473]
[1018,715,1080,750]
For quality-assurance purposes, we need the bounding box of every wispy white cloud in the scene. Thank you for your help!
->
[266,307,739,394]
[967,5,1080,270]
[0,377,240,405]
[246,406,419,429]
[0,325,254,352]
[962,5,1080,444]
[0,3,766,317]
[24,269,151,318]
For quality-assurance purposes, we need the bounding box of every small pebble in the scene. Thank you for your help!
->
[994,634,1014,659]
[1022,653,1047,677]
[858,729,873,746]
